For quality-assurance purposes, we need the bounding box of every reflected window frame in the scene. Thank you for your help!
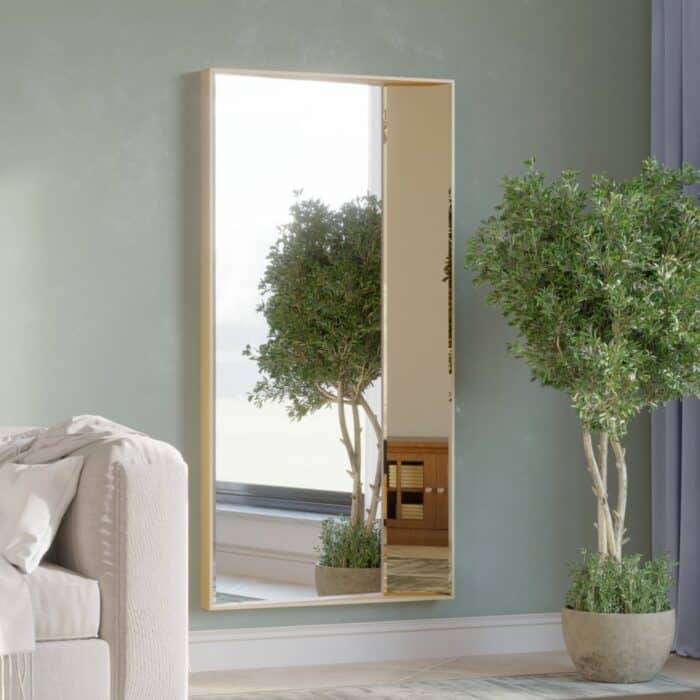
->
[215,481,351,516]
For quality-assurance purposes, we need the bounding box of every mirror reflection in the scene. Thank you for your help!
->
[382,83,453,597]
[203,70,453,609]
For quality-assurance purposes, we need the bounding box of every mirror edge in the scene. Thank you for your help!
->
[200,68,216,611]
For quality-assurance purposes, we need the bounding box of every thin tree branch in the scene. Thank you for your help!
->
[597,432,609,556]
[358,393,383,530]
[357,393,382,440]
[336,382,355,462]
[315,383,339,403]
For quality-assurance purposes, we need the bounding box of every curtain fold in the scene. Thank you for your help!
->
[651,0,700,659]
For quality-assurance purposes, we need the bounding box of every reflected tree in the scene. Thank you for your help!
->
[244,194,382,530]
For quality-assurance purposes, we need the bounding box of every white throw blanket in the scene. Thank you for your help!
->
[0,416,141,700]
[0,429,41,700]
[19,415,144,466]
[0,558,34,699]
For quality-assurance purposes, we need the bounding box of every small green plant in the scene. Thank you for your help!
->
[316,517,381,569]
[566,551,674,614]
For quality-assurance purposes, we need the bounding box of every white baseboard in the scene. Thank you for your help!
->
[189,612,564,672]
[216,542,317,586]
[215,506,321,586]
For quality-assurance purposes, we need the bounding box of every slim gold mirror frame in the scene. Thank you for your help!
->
[200,68,456,611]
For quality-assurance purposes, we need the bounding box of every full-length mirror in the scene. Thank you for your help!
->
[201,69,454,610]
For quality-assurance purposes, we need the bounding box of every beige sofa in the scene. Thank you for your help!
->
[2,427,188,700]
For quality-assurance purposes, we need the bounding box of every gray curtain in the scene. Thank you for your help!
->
[651,0,700,659]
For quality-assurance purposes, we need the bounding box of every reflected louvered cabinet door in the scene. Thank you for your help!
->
[399,461,424,521]
[384,456,426,526]
[384,461,397,520]
[384,439,448,546]
[425,451,449,531]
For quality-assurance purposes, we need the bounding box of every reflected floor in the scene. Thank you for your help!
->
[215,545,453,605]
[216,573,316,604]
[384,545,452,595]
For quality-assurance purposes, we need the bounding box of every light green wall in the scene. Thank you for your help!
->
[0,0,651,630]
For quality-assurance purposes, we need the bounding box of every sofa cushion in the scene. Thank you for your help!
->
[27,563,100,641]
[34,639,110,700]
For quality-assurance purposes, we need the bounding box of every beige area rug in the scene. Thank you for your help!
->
[194,672,700,699]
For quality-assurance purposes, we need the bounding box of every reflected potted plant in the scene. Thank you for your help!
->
[466,159,700,682]
[314,518,381,596]
[245,194,383,596]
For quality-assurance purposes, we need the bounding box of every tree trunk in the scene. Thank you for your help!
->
[597,433,609,556]
[351,401,364,527]
[582,429,618,560]
[358,393,383,532]
[611,439,628,556]
[351,469,363,526]
[336,382,362,527]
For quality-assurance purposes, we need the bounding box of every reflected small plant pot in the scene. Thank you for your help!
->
[314,564,382,596]
[561,607,675,683]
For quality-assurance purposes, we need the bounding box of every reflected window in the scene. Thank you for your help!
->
[214,74,382,512]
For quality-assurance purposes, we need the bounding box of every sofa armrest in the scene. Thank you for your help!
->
[52,437,188,700]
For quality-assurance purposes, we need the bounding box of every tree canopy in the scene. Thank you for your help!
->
[466,159,700,440]
[245,194,382,417]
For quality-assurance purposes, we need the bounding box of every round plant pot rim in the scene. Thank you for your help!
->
[315,563,380,571]
[562,606,675,619]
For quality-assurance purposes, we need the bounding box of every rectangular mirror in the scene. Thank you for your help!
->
[200,69,454,610]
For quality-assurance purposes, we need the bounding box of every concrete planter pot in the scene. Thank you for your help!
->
[314,564,381,596]
[561,607,675,683]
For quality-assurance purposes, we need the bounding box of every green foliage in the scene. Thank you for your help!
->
[465,159,700,438]
[316,517,381,569]
[244,194,382,418]
[566,551,674,614]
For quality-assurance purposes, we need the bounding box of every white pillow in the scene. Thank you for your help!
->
[0,456,84,574]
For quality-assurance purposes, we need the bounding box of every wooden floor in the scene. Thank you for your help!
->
[384,544,452,595]
[215,573,315,604]
[189,651,700,697]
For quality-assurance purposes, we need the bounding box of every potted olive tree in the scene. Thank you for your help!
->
[466,159,700,682]
[245,194,383,596]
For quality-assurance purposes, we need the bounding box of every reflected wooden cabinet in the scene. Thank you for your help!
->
[384,439,448,546]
